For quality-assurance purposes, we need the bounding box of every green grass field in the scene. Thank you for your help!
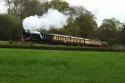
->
[0,48,125,83]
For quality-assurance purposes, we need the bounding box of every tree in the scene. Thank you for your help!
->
[50,0,70,13]
[76,11,97,38]
[4,0,28,19]
[63,20,81,37]
[118,24,125,45]
[64,6,97,38]
[22,0,44,18]
[4,0,46,19]
[98,18,122,45]
[0,15,23,41]
[49,28,64,34]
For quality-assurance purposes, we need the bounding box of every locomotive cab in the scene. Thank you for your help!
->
[101,42,109,47]
[30,31,43,42]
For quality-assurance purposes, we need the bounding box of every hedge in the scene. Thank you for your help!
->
[0,44,125,52]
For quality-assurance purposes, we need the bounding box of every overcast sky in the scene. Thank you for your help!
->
[0,0,125,25]
[0,1,7,14]
[66,0,125,25]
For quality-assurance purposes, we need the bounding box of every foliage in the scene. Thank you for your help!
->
[50,0,70,13]
[64,7,97,38]
[0,44,125,52]
[48,28,64,34]
[0,14,23,41]
[4,0,70,19]
[98,18,122,45]
[117,24,125,45]
[4,0,46,19]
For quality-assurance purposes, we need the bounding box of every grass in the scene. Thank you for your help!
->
[0,41,9,45]
[0,48,125,83]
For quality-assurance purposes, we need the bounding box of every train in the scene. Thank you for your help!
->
[22,30,108,47]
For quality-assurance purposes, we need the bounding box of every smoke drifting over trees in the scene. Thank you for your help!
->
[23,8,69,31]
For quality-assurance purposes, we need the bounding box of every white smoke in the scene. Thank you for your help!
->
[23,8,69,31]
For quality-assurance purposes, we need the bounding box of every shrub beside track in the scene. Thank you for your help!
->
[0,44,125,52]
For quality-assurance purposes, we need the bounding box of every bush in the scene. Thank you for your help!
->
[0,14,24,41]
[0,44,125,52]
[8,39,13,44]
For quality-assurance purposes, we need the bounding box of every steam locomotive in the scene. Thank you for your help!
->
[22,30,108,47]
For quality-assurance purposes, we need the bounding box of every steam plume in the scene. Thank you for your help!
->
[23,8,69,31]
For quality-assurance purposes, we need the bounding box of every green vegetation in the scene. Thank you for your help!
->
[0,48,125,83]
[0,15,23,41]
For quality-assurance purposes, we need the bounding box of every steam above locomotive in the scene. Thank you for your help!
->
[22,9,69,31]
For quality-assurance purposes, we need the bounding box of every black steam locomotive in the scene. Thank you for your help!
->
[22,30,108,47]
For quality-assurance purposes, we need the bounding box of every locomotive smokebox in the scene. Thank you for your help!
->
[22,30,31,42]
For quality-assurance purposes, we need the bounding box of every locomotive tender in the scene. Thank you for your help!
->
[22,30,108,47]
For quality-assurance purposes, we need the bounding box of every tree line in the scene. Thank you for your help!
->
[0,0,125,46]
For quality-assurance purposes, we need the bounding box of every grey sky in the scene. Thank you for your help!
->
[0,1,7,14]
[66,0,125,25]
